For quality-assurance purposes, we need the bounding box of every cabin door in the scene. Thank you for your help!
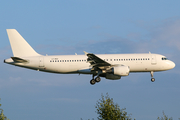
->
[151,55,156,65]
[39,57,44,67]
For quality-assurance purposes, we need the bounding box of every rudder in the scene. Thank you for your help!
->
[6,29,41,57]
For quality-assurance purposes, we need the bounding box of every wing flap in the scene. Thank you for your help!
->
[84,51,111,68]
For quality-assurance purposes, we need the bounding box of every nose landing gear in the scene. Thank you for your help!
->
[151,71,155,82]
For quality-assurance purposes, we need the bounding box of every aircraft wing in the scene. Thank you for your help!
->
[84,51,111,68]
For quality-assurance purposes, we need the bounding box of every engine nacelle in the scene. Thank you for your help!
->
[113,65,130,76]
[105,73,121,80]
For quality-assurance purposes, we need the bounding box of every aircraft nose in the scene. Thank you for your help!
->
[171,61,175,68]
[168,61,175,69]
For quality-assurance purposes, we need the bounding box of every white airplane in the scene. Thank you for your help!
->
[4,29,175,85]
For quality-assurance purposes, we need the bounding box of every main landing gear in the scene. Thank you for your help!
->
[90,75,101,85]
[151,71,155,82]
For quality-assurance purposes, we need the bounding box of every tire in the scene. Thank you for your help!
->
[95,77,101,82]
[151,78,155,82]
[90,79,96,85]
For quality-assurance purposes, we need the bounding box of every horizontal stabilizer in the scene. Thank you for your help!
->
[11,57,28,63]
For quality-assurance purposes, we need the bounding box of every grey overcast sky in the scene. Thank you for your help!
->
[0,0,180,120]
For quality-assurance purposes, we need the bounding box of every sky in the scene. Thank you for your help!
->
[0,0,180,120]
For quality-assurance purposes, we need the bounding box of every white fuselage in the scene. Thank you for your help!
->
[4,53,175,74]
[4,29,176,84]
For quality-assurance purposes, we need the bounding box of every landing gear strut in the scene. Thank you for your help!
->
[150,71,155,82]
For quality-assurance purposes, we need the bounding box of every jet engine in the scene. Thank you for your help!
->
[112,65,130,76]
[105,73,121,80]
[105,65,130,80]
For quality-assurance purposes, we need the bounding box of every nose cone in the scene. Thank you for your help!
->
[171,61,176,69]
[167,61,175,69]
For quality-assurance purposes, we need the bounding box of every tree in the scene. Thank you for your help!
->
[95,93,133,120]
[0,99,9,120]
[157,111,173,120]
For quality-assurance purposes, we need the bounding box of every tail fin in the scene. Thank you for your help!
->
[6,29,41,57]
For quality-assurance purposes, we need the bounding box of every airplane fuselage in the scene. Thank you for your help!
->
[4,53,175,74]
[4,29,175,85]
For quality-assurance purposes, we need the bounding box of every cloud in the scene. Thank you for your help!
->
[2,17,179,89]
[148,18,180,51]
[32,18,180,70]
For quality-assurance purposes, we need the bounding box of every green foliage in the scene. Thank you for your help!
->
[0,99,9,120]
[157,111,173,120]
[95,93,133,120]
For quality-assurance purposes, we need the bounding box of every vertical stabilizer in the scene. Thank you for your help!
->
[6,29,41,57]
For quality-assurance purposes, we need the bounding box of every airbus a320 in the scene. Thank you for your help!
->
[4,29,175,85]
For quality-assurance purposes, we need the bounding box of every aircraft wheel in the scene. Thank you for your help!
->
[90,79,96,85]
[95,77,101,82]
[151,78,155,82]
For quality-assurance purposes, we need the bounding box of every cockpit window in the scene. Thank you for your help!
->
[162,57,168,60]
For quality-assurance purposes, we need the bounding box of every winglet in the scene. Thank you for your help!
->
[83,51,88,55]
